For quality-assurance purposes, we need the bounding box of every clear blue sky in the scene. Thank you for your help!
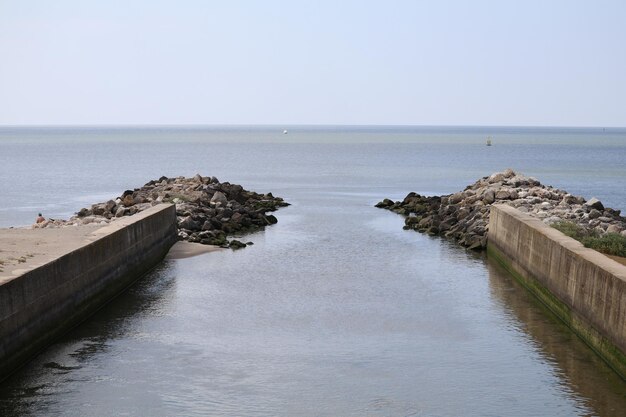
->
[1,1,625,126]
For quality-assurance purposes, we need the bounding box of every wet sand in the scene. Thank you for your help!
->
[165,241,224,259]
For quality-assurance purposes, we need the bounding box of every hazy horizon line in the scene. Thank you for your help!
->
[1,123,625,130]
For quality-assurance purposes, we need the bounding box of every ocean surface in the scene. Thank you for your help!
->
[0,126,625,416]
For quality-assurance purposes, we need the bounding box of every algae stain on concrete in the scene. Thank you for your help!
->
[487,243,626,380]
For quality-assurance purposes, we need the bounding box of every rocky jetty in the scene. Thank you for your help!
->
[36,175,289,249]
[376,169,626,250]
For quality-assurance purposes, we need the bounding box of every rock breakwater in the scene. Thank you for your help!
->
[376,169,626,250]
[36,175,289,249]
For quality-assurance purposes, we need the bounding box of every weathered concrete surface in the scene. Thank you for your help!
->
[0,204,177,380]
[488,204,626,378]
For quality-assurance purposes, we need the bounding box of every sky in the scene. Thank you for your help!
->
[0,1,625,126]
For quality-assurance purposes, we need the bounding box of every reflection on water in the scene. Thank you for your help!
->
[486,259,626,415]
[0,262,178,416]
[1,126,626,415]
[1,189,626,417]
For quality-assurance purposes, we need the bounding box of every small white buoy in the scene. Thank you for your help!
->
[283,129,288,134]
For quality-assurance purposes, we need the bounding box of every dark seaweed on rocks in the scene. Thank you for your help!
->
[376,169,626,250]
[40,175,289,250]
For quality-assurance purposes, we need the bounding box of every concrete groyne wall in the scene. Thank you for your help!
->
[488,204,626,378]
[0,204,177,380]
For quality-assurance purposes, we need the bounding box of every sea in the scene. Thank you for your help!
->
[0,126,625,416]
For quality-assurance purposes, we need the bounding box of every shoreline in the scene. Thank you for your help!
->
[377,169,626,251]
[165,241,224,259]
[32,174,288,250]
[2,174,288,279]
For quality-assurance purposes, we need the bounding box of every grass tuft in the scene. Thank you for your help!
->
[552,221,626,257]
[582,234,626,257]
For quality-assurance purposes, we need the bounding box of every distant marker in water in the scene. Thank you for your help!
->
[486,136,492,146]
[283,129,288,134]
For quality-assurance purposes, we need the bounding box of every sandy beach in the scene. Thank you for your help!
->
[0,224,223,283]
[0,226,105,282]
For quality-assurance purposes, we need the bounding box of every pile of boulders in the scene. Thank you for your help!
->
[36,175,289,249]
[376,169,626,250]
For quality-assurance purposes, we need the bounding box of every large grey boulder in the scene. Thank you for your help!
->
[585,197,604,211]
[483,190,495,204]
[210,191,228,206]
[179,216,202,231]
[449,192,464,204]
[588,209,601,219]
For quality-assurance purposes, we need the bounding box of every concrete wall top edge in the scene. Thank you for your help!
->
[0,204,175,287]
[88,203,174,238]
[0,202,177,379]
[491,204,626,280]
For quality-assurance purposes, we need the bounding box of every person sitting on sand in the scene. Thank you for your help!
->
[36,213,46,224]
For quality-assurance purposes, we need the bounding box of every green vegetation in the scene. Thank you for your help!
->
[583,234,626,258]
[551,221,589,241]
[552,221,626,257]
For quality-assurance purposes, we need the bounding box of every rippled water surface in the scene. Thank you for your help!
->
[1,126,625,416]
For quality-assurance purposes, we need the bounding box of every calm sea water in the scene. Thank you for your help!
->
[1,126,625,416]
